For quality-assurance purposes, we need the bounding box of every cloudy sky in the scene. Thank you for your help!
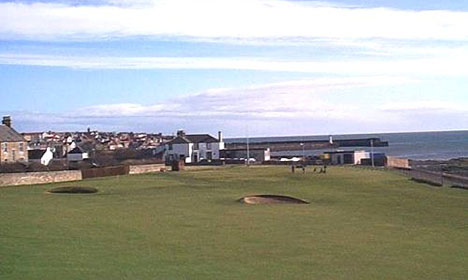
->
[1,0,468,137]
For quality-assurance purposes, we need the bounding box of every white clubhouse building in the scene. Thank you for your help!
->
[164,130,224,163]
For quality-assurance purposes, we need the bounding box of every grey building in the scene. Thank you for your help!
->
[0,116,28,163]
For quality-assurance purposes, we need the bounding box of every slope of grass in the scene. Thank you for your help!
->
[0,166,466,279]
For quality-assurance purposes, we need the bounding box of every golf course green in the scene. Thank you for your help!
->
[0,166,466,279]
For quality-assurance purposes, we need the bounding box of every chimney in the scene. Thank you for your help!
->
[2,116,11,128]
[218,131,223,142]
[176,130,186,137]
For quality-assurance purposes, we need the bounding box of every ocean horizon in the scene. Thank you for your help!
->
[226,130,468,161]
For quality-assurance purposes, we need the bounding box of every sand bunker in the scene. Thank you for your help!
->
[239,195,309,204]
[49,186,98,194]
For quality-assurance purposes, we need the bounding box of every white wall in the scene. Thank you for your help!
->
[41,147,54,165]
[187,143,193,163]
[264,149,271,161]
[198,142,223,161]
[213,142,223,160]
[165,143,193,163]
[354,150,370,165]
[165,141,224,163]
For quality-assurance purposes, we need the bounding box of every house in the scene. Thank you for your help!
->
[0,116,28,163]
[22,132,44,143]
[41,147,54,166]
[165,130,224,163]
[67,146,89,162]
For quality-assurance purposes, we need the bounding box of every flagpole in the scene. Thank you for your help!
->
[246,125,250,166]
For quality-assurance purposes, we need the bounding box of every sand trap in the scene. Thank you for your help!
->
[49,186,98,194]
[239,194,309,204]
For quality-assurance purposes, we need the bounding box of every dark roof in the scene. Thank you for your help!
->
[323,150,357,154]
[223,148,268,152]
[69,146,85,154]
[0,125,25,142]
[28,149,46,160]
[168,134,219,144]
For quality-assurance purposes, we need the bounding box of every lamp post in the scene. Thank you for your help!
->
[300,142,305,163]
[246,126,250,166]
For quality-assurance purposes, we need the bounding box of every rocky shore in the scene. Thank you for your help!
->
[411,157,468,177]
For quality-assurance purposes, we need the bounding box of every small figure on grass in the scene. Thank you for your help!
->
[318,165,327,174]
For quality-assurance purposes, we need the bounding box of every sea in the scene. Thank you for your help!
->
[225,130,468,161]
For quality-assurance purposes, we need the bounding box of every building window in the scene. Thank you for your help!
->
[1,143,6,152]
[19,142,24,152]
[168,144,173,150]
[193,143,199,150]
[206,143,212,149]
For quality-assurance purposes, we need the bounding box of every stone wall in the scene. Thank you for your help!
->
[386,156,410,169]
[0,163,167,187]
[81,165,129,179]
[0,170,82,187]
[129,164,166,174]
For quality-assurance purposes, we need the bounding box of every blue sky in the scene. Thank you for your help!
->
[1,0,468,137]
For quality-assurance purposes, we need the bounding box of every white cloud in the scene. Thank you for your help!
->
[9,76,466,135]
[380,101,468,113]
[2,0,468,42]
[73,77,408,121]
[1,53,468,76]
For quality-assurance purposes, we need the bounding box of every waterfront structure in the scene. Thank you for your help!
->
[0,116,28,163]
[323,150,371,165]
[220,147,271,163]
[164,130,224,163]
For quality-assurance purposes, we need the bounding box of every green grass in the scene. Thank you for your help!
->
[0,166,467,279]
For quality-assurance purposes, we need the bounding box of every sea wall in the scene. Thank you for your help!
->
[0,170,82,187]
[129,164,165,174]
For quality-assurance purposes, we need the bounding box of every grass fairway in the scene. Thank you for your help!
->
[0,166,467,279]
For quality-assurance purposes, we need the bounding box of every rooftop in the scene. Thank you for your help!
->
[0,125,25,142]
[169,134,219,144]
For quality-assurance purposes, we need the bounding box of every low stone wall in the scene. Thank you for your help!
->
[129,164,165,174]
[0,170,82,187]
[0,163,167,187]
[81,165,129,179]
[386,156,410,169]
